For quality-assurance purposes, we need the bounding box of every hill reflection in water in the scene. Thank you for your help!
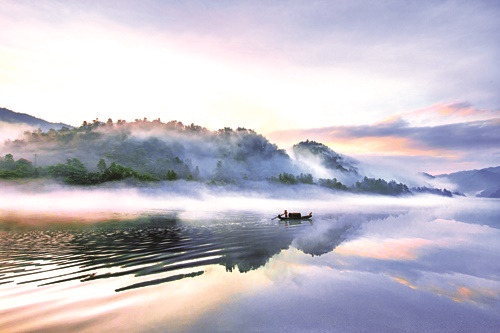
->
[1,213,332,293]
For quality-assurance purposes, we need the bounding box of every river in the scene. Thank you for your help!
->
[1,196,499,332]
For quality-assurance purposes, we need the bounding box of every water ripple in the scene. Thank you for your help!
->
[0,214,310,292]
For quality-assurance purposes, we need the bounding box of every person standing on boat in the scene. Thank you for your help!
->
[277,210,288,219]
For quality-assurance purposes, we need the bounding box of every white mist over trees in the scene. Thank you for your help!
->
[0,117,459,196]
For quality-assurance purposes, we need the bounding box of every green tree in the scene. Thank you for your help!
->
[48,158,89,184]
[15,158,34,177]
[97,158,107,174]
[278,172,297,184]
[192,165,200,180]
[105,162,134,181]
[296,173,314,184]
[1,154,16,170]
[318,178,348,191]
[166,170,178,180]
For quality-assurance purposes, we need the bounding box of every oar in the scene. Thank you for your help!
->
[271,215,280,220]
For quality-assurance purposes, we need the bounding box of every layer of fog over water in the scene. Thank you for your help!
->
[1,184,499,333]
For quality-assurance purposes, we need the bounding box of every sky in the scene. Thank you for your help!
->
[0,0,499,174]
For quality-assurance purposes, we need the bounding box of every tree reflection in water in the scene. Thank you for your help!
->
[0,213,323,291]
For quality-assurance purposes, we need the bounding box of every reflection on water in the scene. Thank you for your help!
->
[1,213,316,293]
[1,201,500,333]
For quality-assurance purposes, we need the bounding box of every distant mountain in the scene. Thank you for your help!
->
[418,172,435,179]
[435,166,500,198]
[0,107,72,131]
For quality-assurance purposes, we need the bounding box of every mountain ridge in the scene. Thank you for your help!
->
[0,107,72,131]
[434,167,500,198]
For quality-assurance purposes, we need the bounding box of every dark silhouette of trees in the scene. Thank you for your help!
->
[318,178,348,191]
[270,172,314,185]
[412,187,452,197]
[166,170,178,181]
[354,177,410,195]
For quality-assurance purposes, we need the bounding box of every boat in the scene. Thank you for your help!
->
[277,212,312,220]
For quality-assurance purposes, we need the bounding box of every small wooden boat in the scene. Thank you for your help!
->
[277,212,312,220]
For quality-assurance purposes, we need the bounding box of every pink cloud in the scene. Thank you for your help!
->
[387,102,499,127]
[335,237,434,261]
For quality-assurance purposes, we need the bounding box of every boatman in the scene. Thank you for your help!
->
[277,210,288,219]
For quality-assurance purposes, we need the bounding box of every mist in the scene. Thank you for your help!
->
[0,117,465,224]
[0,176,459,227]
[2,118,490,202]
[0,121,36,152]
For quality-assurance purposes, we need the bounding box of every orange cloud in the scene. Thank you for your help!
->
[392,275,500,306]
[324,136,455,158]
[268,130,454,157]
[335,237,434,261]
[389,102,499,127]
[393,276,417,289]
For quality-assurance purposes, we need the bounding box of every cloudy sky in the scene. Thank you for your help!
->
[1,0,499,173]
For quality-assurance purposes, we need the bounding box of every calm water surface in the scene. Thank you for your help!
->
[1,200,499,332]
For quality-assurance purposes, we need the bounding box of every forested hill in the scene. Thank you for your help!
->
[293,140,358,174]
[2,118,295,183]
[0,117,442,196]
[0,107,71,131]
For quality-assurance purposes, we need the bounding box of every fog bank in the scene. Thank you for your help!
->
[0,179,467,227]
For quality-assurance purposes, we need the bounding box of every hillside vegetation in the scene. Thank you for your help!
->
[0,117,438,196]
